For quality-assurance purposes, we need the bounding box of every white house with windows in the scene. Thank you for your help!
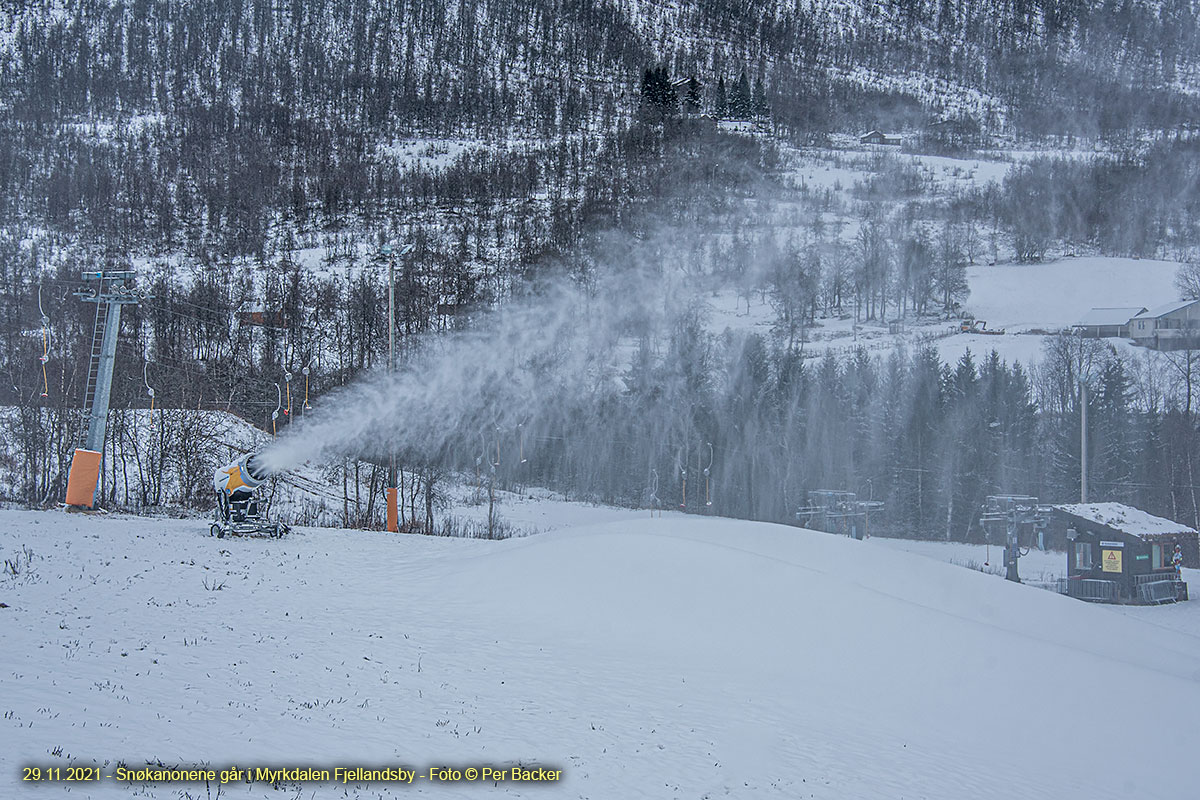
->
[1129,298,1200,349]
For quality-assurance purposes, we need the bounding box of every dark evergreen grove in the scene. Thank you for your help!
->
[504,332,1200,539]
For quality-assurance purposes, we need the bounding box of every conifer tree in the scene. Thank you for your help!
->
[684,76,702,114]
[730,71,752,119]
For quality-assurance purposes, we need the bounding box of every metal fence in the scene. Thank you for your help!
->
[1058,573,1185,604]
[1135,576,1184,604]
[1134,571,1180,584]
[1058,578,1119,602]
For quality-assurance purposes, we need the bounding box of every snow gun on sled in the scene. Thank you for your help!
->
[210,452,290,538]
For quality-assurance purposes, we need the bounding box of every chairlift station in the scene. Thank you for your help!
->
[1052,503,1194,604]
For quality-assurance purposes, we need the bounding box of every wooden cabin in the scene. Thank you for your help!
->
[1051,503,1193,604]
[859,130,902,146]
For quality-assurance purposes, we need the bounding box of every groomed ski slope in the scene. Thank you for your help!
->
[2,510,1198,799]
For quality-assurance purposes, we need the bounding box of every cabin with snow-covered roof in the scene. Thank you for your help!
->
[1051,503,1194,603]
[1071,307,1146,338]
[1129,298,1200,350]
[859,130,901,146]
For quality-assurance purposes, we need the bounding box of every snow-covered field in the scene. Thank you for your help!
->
[3,508,1198,799]
[945,256,1180,364]
[705,254,1184,368]
[964,257,1180,333]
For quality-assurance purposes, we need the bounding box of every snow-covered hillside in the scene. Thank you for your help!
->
[3,509,1197,798]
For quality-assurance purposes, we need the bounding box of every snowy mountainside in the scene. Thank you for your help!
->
[1,508,1198,799]
[3,0,1195,137]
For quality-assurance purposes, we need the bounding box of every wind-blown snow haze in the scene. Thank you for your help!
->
[258,263,670,473]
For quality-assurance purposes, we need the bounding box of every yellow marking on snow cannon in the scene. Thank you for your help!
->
[211,452,288,538]
[221,465,249,494]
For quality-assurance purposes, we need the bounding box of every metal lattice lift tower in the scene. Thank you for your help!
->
[65,270,147,508]
[980,495,1051,583]
[796,490,884,540]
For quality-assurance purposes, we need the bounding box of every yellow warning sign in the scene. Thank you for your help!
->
[1102,549,1123,573]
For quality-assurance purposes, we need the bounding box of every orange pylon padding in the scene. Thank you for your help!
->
[65,449,102,507]
[386,487,399,532]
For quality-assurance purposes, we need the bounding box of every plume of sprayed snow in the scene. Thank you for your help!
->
[256,264,681,474]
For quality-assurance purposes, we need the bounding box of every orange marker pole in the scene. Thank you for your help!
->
[386,487,399,532]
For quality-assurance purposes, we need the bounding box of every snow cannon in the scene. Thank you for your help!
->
[210,452,289,538]
[213,452,273,499]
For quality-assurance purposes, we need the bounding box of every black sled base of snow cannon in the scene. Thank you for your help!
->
[210,493,289,538]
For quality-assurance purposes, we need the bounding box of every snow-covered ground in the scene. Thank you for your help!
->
[3,508,1198,799]
[872,536,1070,585]
[789,143,1013,195]
[873,535,1200,639]
[704,255,1184,368]
[963,257,1180,333]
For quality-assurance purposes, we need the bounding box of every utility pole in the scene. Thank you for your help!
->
[1080,382,1088,504]
[380,242,414,532]
[65,270,147,508]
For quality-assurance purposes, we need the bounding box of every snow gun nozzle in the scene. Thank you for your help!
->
[244,453,275,482]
